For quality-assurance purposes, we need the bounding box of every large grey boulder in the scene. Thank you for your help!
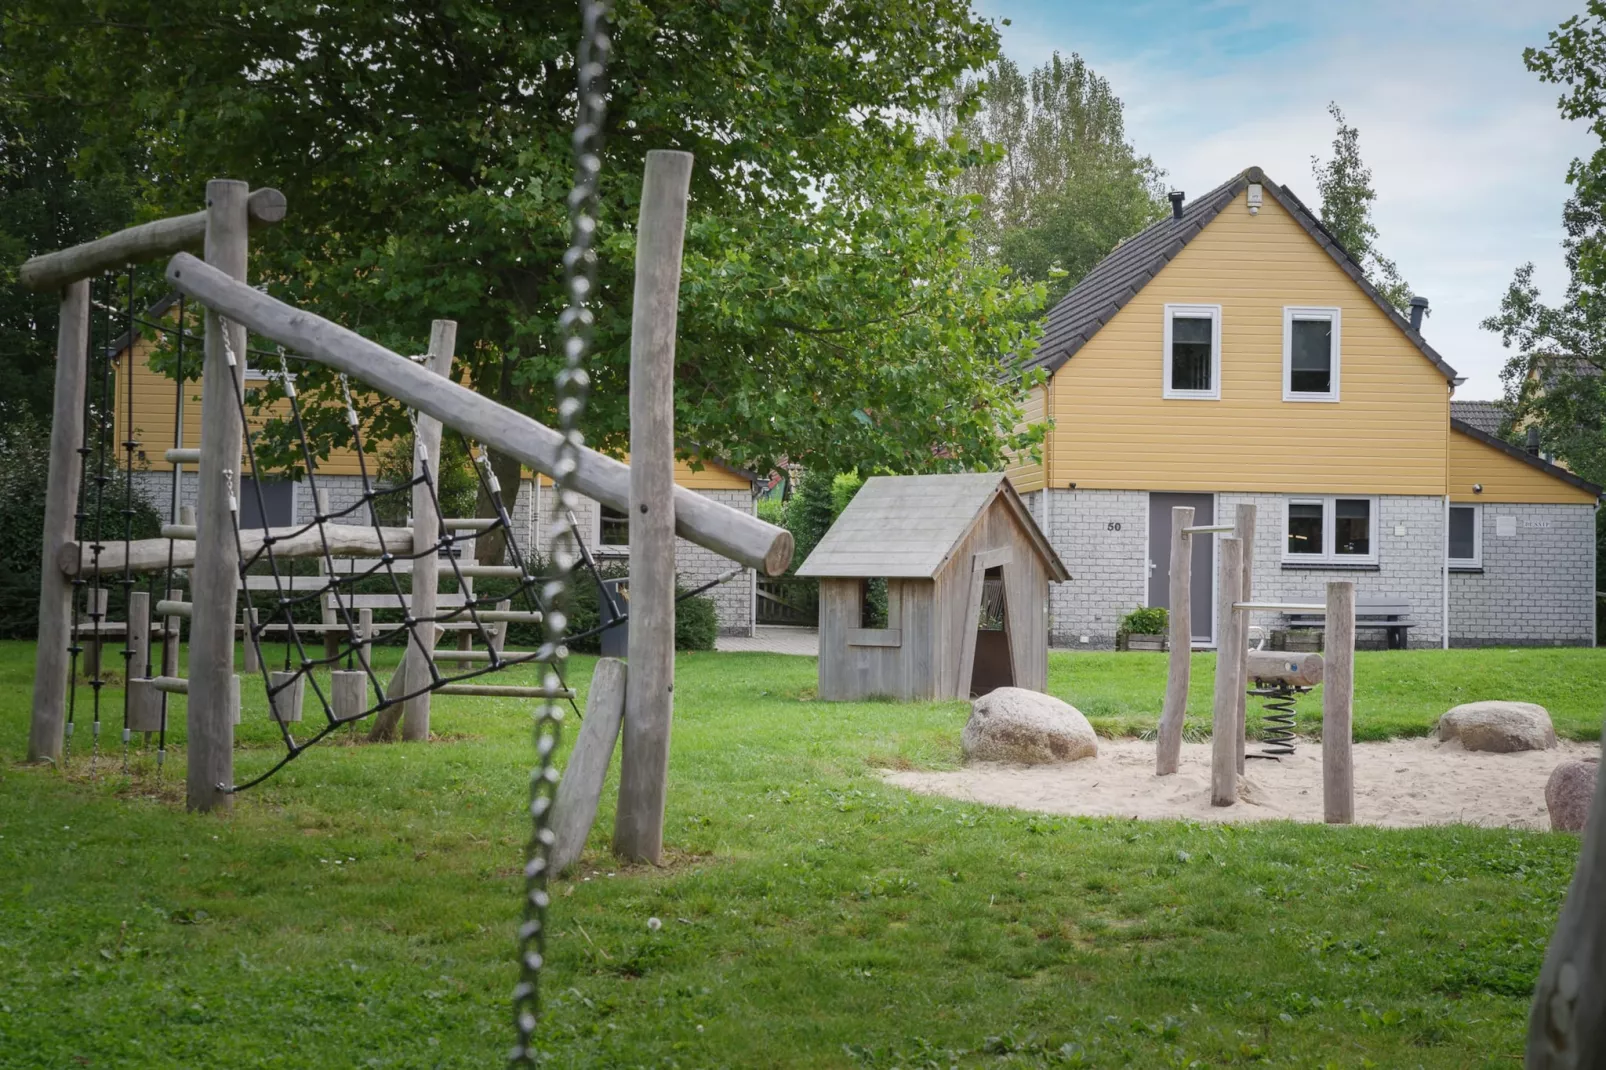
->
[1547,758,1599,833]
[1438,701,1556,753]
[962,687,1097,765]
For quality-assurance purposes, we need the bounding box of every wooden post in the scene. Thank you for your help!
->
[127,678,163,733]
[1210,536,1243,807]
[552,658,628,874]
[162,586,182,678]
[126,591,151,680]
[613,150,694,864]
[81,587,109,680]
[1322,580,1355,824]
[1526,736,1606,1065]
[1155,505,1193,776]
[241,607,260,674]
[401,320,456,742]
[1234,503,1256,774]
[357,608,374,674]
[28,279,91,762]
[186,178,250,812]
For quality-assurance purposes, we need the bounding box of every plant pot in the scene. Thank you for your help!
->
[1118,633,1167,652]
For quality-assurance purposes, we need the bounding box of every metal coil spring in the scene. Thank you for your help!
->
[1248,683,1300,758]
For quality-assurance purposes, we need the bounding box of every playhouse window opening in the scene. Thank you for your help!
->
[858,578,890,629]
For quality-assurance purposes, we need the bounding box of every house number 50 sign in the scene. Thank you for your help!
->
[1107,521,1122,531]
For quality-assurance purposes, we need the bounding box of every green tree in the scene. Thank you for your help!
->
[0,102,138,423]
[1311,102,1414,314]
[934,52,1166,304]
[3,1,1047,540]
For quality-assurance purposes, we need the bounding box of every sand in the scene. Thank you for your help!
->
[883,737,1597,830]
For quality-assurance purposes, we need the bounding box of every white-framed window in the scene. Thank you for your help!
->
[1163,303,1222,400]
[1448,503,1482,568]
[1283,495,1377,564]
[1283,306,1341,401]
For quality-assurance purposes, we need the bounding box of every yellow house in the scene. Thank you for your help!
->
[112,302,760,634]
[1011,166,1599,648]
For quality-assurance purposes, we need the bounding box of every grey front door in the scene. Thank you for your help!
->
[1148,493,1214,644]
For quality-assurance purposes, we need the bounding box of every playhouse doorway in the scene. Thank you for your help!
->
[969,565,1015,697]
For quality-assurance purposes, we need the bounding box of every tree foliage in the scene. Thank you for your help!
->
[1311,103,1414,314]
[2,0,1047,518]
[932,52,1166,304]
[0,100,139,424]
[1481,7,1606,489]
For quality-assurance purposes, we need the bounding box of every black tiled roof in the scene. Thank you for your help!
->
[1449,400,1507,437]
[1026,166,1458,384]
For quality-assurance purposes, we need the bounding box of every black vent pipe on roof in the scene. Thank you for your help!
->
[1527,426,1542,456]
[1409,296,1429,331]
[1169,190,1185,220]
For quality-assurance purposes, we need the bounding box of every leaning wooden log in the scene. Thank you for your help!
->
[19,188,286,293]
[61,525,416,576]
[432,684,577,700]
[551,658,628,875]
[164,252,793,577]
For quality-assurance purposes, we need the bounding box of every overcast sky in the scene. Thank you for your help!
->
[976,0,1595,399]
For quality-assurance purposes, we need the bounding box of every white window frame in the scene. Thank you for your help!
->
[1282,306,1342,402]
[1162,303,1222,400]
[1447,503,1483,569]
[1281,495,1378,564]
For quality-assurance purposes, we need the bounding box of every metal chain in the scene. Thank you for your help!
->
[510,0,611,1062]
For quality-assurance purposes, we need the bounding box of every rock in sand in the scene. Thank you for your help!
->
[1547,758,1599,832]
[962,687,1097,765]
[1437,701,1556,753]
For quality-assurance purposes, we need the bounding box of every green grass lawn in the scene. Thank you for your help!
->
[0,641,1598,1067]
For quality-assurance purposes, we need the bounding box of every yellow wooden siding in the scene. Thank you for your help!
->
[1047,187,1450,494]
[115,337,368,476]
[1004,381,1047,492]
[1448,428,1597,504]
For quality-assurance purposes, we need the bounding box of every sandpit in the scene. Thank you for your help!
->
[884,737,1598,830]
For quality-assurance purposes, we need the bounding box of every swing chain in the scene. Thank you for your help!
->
[510,0,611,1062]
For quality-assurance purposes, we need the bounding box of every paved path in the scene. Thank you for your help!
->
[716,626,819,656]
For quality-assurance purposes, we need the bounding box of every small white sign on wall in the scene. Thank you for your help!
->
[1496,515,1517,538]
[1522,517,1554,530]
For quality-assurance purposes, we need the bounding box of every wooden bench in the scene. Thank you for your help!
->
[1283,598,1414,650]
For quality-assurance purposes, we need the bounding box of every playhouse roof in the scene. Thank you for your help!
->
[796,473,1070,581]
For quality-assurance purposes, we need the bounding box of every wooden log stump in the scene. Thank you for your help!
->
[268,670,304,724]
[331,670,368,721]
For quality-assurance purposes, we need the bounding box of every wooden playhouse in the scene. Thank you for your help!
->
[797,473,1070,701]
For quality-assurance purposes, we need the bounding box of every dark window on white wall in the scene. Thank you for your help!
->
[1284,496,1377,564]
[1448,504,1481,567]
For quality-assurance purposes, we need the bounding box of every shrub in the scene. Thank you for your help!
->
[1118,605,1168,636]
[477,558,717,653]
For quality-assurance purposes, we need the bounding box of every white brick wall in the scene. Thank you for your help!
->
[1038,488,1149,649]
[1218,492,1446,648]
[1037,488,1595,649]
[1450,502,1595,646]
